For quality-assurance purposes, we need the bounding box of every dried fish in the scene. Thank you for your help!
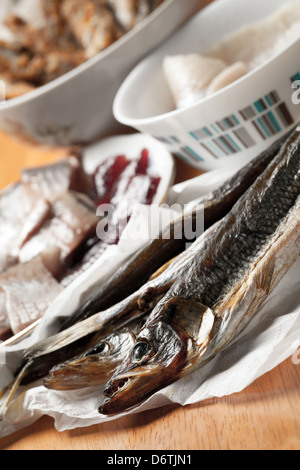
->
[44,317,145,390]
[100,128,300,415]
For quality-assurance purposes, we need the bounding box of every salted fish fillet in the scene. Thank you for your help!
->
[19,191,99,272]
[18,199,52,249]
[20,154,92,209]
[0,182,97,335]
[0,183,24,273]
[0,255,63,334]
[0,154,91,274]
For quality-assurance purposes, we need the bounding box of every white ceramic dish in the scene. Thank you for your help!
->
[82,132,176,205]
[0,0,201,146]
[114,0,300,171]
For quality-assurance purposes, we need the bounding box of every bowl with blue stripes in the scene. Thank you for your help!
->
[113,0,300,171]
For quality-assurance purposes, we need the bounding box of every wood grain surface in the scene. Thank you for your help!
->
[1,356,299,451]
[0,129,299,451]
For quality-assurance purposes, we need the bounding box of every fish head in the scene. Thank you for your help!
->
[99,298,215,415]
[99,319,186,415]
[44,332,136,391]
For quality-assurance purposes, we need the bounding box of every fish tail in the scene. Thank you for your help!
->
[0,360,32,421]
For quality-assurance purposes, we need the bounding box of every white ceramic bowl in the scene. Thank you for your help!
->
[114,0,300,171]
[0,0,201,146]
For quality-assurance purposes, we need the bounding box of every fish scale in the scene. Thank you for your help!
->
[178,138,300,309]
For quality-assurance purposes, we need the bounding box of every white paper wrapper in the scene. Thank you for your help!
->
[0,163,299,438]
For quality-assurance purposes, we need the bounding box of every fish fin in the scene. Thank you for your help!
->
[255,252,276,295]
[163,298,215,346]
[0,360,32,421]
[149,256,179,281]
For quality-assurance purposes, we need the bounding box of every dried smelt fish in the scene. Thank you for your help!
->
[100,128,300,415]
[44,317,146,390]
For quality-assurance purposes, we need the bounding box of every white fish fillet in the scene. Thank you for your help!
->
[206,61,249,96]
[163,54,227,109]
[164,1,300,109]
[208,0,300,70]
[19,192,99,268]
[21,156,86,209]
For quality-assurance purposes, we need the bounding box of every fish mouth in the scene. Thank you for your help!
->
[99,366,170,415]
[102,376,131,399]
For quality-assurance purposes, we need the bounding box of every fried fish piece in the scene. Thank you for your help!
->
[0,0,165,95]
[0,11,84,86]
[0,72,36,100]
[61,0,124,59]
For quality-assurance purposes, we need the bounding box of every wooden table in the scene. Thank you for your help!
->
[0,129,299,451]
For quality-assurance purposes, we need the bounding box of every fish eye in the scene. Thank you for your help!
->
[85,342,109,357]
[131,341,151,363]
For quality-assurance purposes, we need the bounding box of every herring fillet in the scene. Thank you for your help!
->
[99,127,300,415]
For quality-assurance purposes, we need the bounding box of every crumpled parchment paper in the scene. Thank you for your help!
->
[0,162,299,438]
